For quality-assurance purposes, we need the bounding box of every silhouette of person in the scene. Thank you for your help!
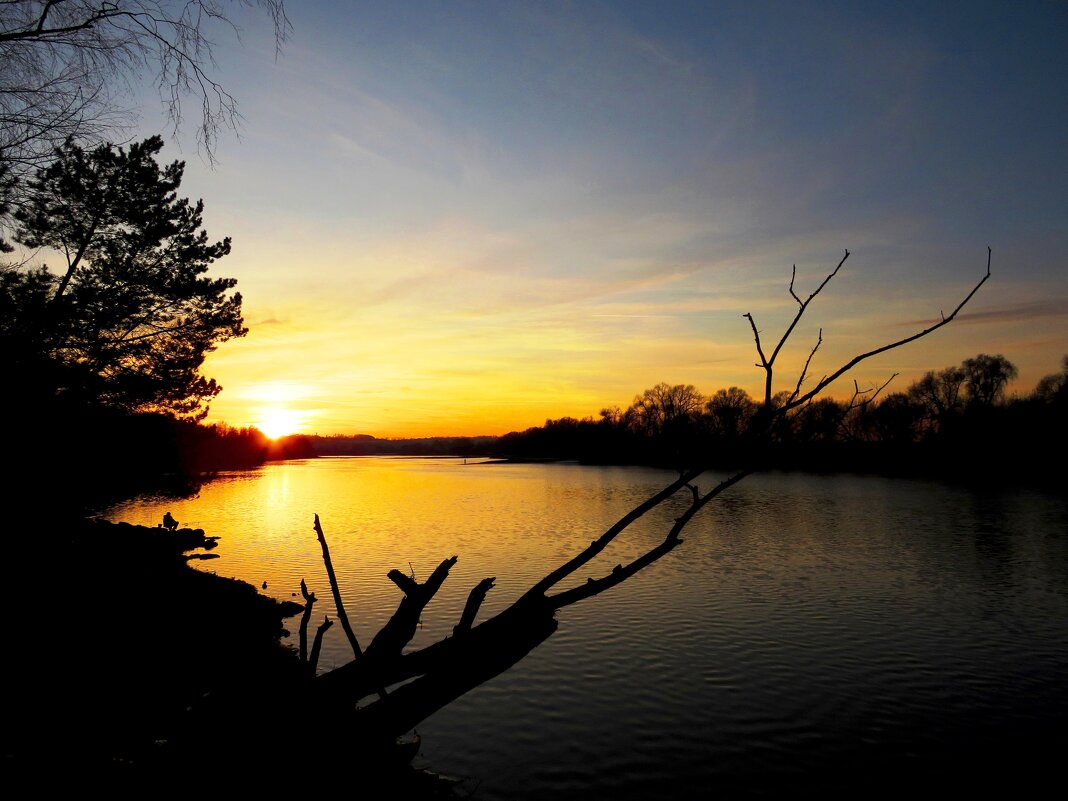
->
[162,512,179,531]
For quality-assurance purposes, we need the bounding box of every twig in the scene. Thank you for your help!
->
[783,248,992,412]
[745,250,850,406]
[789,328,823,404]
[523,466,708,600]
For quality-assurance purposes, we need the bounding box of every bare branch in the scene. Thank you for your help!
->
[523,466,707,600]
[789,327,823,404]
[308,615,332,676]
[0,1,291,169]
[454,577,496,637]
[745,250,850,406]
[743,312,769,372]
[313,513,362,660]
[846,374,897,412]
[549,470,752,609]
[365,556,457,662]
[869,373,897,402]
[298,577,316,666]
[386,569,419,597]
[783,248,992,412]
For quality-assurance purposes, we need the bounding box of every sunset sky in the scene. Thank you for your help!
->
[138,1,1067,437]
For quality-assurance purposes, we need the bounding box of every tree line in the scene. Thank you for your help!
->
[492,353,1068,483]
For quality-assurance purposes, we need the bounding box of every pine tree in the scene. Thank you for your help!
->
[6,135,245,418]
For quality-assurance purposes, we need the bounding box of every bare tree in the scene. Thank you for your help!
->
[626,381,705,437]
[907,365,968,431]
[705,386,758,440]
[0,1,290,171]
[286,250,993,756]
[960,353,1017,407]
[1034,356,1068,403]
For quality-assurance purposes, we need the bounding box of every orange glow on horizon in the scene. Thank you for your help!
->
[197,261,1064,440]
[158,7,1067,443]
[255,408,307,439]
[239,380,319,438]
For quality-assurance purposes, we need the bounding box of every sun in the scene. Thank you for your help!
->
[255,407,305,439]
[244,382,316,439]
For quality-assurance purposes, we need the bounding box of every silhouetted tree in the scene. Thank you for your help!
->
[5,135,244,417]
[907,366,967,433]
[792,397,846,443]
[598,405,624,426]
[0,158,15,252]
[960,353,1017,407]
[1034,355,1068,403]
[704,386,758,441]
[863,392,924,445]
[626,382,704,437]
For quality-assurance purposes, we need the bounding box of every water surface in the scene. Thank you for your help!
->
[107,458,1068,797]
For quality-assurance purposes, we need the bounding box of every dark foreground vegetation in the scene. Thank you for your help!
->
[4,519,459,794]
[5,521,303,784]
[1,133,315,508]
[15,401,316,510]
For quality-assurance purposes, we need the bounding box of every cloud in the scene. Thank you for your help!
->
[897,299,1068,327]
[249,316,287,327]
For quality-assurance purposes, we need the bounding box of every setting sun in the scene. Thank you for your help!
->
[241,381,317,438]
[254,407,306,439]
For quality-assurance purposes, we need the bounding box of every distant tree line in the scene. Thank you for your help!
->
[311,434,498,457]
[490,354,1068,484]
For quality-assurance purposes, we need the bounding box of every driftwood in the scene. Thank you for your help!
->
[297,251,992,748]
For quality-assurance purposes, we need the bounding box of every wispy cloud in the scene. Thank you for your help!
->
[898,299,1068,327]
[249,316,287,327]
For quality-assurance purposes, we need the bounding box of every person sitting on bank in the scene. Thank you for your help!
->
[162,512,179,531]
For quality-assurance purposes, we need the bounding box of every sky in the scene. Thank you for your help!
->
[134,1,1067,437]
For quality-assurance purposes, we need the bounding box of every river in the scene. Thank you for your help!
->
[106,457,1068,798]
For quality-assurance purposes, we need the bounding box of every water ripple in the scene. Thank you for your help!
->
[106,460,1068,799]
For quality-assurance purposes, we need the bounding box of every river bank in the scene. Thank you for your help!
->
[4,518,304,783]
